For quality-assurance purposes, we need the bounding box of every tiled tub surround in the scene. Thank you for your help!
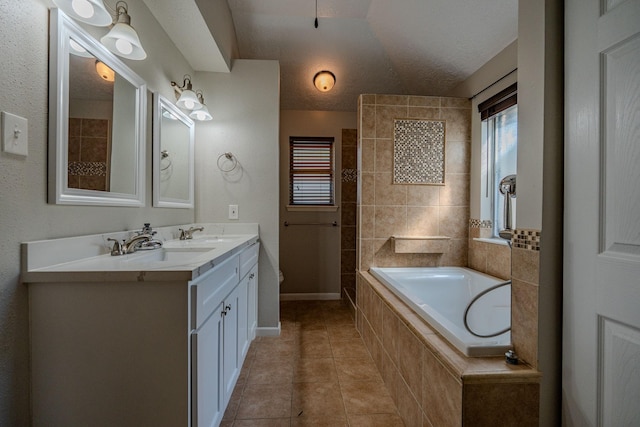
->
[468,219,511,280]
[341,128,358,302]
[357,94,471,271]
[357,271,540,426]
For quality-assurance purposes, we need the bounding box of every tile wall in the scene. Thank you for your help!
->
[67,118,111,191]
[341,129,358,298]
[357,94,471,270]
[468,220,512,280]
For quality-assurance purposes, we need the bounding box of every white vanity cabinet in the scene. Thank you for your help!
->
[27,237,259,427]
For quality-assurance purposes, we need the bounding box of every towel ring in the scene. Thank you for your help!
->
[160,150,172,171]
[217,152,238,172]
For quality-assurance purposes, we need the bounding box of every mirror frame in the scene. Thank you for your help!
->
[48,8,147,207]
[153,93,195,208]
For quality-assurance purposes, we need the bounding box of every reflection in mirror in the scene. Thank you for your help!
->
[153,94,195,208]
[48,8,146,206]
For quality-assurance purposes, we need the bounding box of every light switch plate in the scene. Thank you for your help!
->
[229,204,239,220]
[2,111,28,156]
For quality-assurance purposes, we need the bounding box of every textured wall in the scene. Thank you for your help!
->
[357,94,471,270]
[194,61,281,329]
[0,1,195,424]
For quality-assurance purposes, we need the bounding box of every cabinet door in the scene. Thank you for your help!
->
[247,265,258,341]
[237,274,250,362]
[222,285,240,407]
[191,301,224,427]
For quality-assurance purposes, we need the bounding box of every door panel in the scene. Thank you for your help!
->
[565,0,640,425]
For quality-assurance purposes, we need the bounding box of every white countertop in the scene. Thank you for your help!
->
[21,223,259,283]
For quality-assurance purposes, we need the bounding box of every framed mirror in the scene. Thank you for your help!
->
[153,94,195,208]
[48,8,147,206]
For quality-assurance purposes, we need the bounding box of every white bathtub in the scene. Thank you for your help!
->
[369,267,511,357]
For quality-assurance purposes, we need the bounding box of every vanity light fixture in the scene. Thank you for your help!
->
[100,1,147,60]
[313,70,336,92]
[95,60,115,82]
[171,75,203,111]
[53,0,112,26]
[189,92,213,121]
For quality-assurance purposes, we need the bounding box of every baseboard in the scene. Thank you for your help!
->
[255,322,281,337]
[279,293,341,301]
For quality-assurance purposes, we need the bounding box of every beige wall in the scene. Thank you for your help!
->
[357,94,471,270]
[194,60,281,329]
[279,110,357,297]
[0,0,197,424]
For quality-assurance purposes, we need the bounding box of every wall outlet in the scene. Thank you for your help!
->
[229,204,239,220]
[2,111,28,156]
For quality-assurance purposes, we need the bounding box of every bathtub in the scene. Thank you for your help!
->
[369,267,511,357]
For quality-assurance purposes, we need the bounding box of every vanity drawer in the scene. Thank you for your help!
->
[191,255,239,329]
[239,242,259,279]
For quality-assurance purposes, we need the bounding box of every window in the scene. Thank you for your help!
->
[479,84,517,237]
[289,137,335,206]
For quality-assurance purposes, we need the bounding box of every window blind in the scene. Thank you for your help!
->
[289,137,334,205]
[478,83,517,120]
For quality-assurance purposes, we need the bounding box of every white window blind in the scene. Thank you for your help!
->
[289,137,334,205]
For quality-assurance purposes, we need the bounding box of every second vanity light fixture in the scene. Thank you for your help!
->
[171,76,213,121]
[53,0,147,60]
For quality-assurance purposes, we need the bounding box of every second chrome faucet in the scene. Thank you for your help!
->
[179,226,204,240]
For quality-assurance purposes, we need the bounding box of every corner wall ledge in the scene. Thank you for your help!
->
[391,235,451,254]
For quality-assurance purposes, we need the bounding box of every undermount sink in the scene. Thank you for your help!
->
[125,247,213,264]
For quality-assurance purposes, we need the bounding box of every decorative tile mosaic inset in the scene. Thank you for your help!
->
[513,229,541,251]
[393,119,445,185]
[469,219,493,229]
[342,168,358,183]
[68,161,108,176]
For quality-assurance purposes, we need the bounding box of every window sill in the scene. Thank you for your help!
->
[473,237,510,246]
[286,205,339,212]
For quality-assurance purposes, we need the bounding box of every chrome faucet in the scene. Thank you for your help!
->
[134,223,163,250]
[179,226,204,240]
[108,234,153,256]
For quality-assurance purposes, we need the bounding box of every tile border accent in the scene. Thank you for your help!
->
[513,229,541,251]
[341,168,358,183]
[469,219,492,229]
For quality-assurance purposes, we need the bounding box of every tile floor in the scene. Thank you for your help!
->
[221,300,405,426]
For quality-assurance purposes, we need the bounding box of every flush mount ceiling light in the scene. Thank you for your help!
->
[313,70,336,92]
[95,60,115,81]
[53,0,112,26]
[171,75,203,111]
[189,92,213,121]
[100,1,147,60]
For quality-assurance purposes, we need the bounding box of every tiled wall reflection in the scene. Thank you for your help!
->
[68,118,111,191]
[357,94,471,270]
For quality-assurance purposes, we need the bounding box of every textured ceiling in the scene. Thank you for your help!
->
[227,0,518,111]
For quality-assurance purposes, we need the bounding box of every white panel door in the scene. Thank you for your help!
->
[564,0,640,425]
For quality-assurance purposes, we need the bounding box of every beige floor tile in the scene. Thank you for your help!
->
[291,382,347,418]
[326,324,361,340]
[290,415,348,426]
[247,358,293,385]
[293,357,338,383]
[233,419,291,427]
[236,383,292,419]
[298,336,333,358]
[348,413,405,426]
[330,339,370,359]
[254,339,297,361]
[340,381,397,415]
[335,358,382,383]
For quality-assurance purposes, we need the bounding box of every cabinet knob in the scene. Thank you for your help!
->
[225,304,232,311]
[249,273,255,279]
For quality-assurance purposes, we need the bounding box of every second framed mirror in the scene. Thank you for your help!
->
[153,93,195,208]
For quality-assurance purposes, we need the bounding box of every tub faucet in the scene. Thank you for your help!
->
[179,226,204,240]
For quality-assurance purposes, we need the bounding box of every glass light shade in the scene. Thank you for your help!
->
[100,8,147,60]
[69,38,93,58]
[190,105,212,121]
[95,60,115,82]
[314,71,336,92]
[176,90,202,111]
[53,0,112,26]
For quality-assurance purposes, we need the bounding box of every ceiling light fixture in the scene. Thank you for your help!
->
[52,0,112,26]
[171,75,203,111]
[189,92,213,121]
[100,1,147,60]
[95,60,115,81]
[313,70,336,92]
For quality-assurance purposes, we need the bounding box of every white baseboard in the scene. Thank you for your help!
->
[256,322,281,337]
[279,293,341,301]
